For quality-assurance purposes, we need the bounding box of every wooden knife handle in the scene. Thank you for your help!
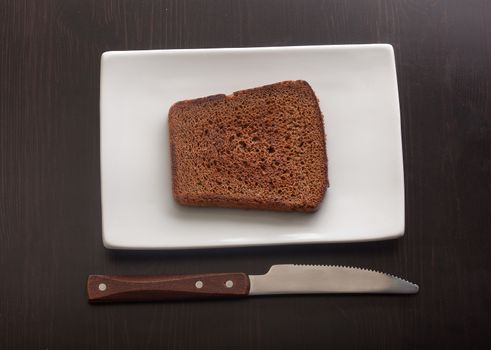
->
[87,273,250,303]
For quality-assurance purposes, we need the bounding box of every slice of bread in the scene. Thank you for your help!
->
[168,80,328,212]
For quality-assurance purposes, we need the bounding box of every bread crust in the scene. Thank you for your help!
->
[168,80,328,212]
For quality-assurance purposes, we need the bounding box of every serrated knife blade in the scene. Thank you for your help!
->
[87,264,418,303]
[249,264,419,295]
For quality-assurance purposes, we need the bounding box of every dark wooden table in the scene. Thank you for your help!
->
[1,0,490,349]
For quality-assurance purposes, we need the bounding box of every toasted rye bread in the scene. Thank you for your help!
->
[168,80,328,212]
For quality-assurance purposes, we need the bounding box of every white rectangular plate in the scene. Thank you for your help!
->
[100,44,404,249]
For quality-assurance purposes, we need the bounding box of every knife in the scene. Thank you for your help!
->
[87,264,418,303]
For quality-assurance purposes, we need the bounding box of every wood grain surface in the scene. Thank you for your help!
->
[1,0,490,349]
[87,273,250,302]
